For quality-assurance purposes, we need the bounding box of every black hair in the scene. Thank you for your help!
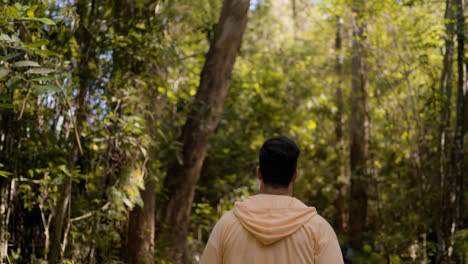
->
[259,136,300,188]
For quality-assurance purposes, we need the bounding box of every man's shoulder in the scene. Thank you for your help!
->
[209,210,240,241]
[303,212,333,228]
[303,212,338,240]
[309,213,330,225]
[217,210,238,227]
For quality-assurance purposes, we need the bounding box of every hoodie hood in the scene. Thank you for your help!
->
[233,194,317,245]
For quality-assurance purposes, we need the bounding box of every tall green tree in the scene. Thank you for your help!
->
[49,0,94,262]
[436,0,456,262]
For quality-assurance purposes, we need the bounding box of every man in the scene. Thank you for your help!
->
[200,136,344,263]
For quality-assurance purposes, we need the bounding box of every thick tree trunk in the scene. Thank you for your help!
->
[128,178,156,264]
[436,0,456,263]
[157,0,250,262]
[121,1,163,262]
[48,0,91,262]
[334,16,346,234]
[437,1,467,262]
[127,75,164,264]
[348,0,369,250]
[127,88,164,263]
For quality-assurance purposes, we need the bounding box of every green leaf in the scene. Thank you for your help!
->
[26,5,38,17]
[12,60,40,67]
[0,103,15,109]
[6,7,19,18]
[10,46,33,54]
[0,94,10,101]
[29,75,56,82]
[123,198,133,208]
[25,68,54,74]
[38,18,55,25]
[26,39,49,49]
[34,49,59,57]
[32,84,61,93]
[0,170,13,178]
[176,151,184,165]
[0,34,12,42]
[6,76,22,89]
[10,35,21,43]
[18,17,56,25]
[0,68,10,78]
[1,53,21,61]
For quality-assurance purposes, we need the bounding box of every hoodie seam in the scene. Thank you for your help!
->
[217,210,240,257]
[206,239,221,259]
[222,212,240,241]
[235,204,315,210]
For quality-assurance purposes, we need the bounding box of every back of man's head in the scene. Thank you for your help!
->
[259,136,300,188]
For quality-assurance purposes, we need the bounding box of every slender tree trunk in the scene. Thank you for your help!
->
[49,0,91,262]
[436,0,456,263]
[452,0,466,261]
[157,0,250,262]
[333,16,346,234]
[439,0,455,190]
[0,181,9,262]
[0,86,16,263]
[348,0,369,250]
[291,0,299,39]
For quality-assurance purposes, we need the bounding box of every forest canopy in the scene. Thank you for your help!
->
[0,0,467,263]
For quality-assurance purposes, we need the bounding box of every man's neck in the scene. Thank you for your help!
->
[259,183,293,196]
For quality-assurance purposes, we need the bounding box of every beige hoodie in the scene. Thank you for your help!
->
[200,194,344,264]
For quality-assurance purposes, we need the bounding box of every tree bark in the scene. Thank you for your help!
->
[128,178,156,263]
[48,0,91,262]
[348,0,369,250]
[119,1,165,262]
[127,85,164,263]
[291,0,299,39]
[439,0,455,189]
[452,0,466,261]
[436,0,456,263]
[156,0,250,262]
[333,15,346,234]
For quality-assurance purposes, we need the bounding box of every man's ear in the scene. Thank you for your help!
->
[291,170,298,183]
[256,167,262,181]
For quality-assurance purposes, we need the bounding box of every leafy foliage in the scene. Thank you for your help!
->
[0,0,467,263]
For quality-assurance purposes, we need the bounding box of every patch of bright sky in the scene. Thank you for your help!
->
[250,0,321,10]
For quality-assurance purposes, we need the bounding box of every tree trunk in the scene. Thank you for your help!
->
[128,178,156,263]
[119,1,164,262]
[157,0,250,262]
[436,0,456,263]
[0,78,17,263]
[439,0,455,189]
[333,15,346,234]
[127,85,164,263]
[452,0,466,261]
[291,0,299,40]
[48,0,91,262]
[348,0,369,250]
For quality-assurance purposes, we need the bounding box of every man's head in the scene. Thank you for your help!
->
[258,136,300,188]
